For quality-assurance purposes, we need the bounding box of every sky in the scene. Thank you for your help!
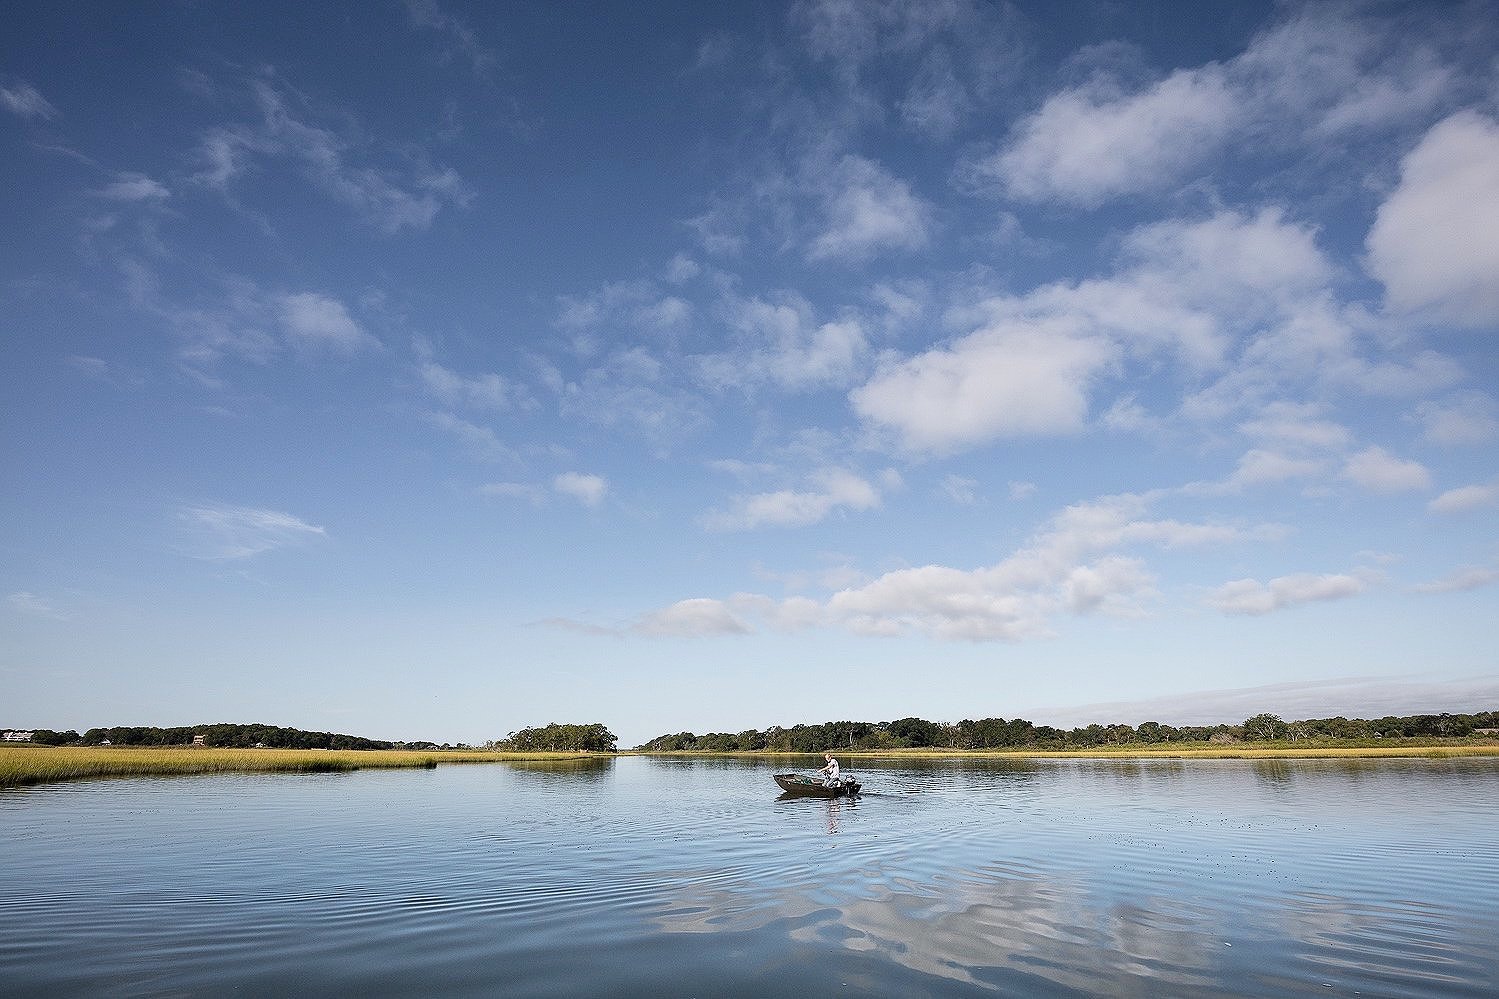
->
[3,1,1498,747]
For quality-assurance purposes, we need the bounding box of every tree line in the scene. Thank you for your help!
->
[487,722,617,753]
[636,709,1499,752]
[6,724,407,751]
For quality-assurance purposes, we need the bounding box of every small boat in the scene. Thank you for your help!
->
[773,773,861,798]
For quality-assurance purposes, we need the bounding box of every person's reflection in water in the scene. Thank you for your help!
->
[825,798,842,834]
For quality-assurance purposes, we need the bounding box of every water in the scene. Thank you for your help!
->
[3,756,1497,997]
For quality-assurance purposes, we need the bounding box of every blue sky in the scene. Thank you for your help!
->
[4,1,1497,746]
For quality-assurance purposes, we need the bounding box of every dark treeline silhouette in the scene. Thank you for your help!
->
[636,710,1499,752]
[53,724,408,750]
[490,722,617,753]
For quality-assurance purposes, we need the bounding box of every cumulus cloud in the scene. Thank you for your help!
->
[853,323,1112,453]
[178,503,326,559]
[972,7,1459,206]
[985,64,1238,206]
[808,154,932,261]
[276,292,372,350]
[1412,393,1499,446]
[1367,112,1499,327]
[854,208,1333,455]
[701,467,882,531]
[1205,572,1366,615]
[0,80,57,120]
[1341,446,1432,493]
[553,472,608,507]
[655,492,1264,641]
[634,598,750,637]
[701,292,869,391]
[1428,480,1499,514]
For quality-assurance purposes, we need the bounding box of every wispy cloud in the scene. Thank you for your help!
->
[1026,675,1499,729]
[178,503,327,560]
[194,75,471,232]
[701,467,882,531]
[5,591,68,620]
[404,0,497,77]
[1414,566,1499,594]
[1,79,57,120]
[92,172,170,201]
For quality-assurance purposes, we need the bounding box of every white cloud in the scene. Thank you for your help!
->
[1205,572,1366,615]
[1238,402,1352,449]
[0,80,57,120]
[1367,112,1499,327]
[808,155,932,261]
[6,591,68,620]
[178,503,326,559]
[1428,480,1499,514]
[656,492,1265,642]
[701,467,881,531]
[853,208,1343,456]
[553,472,608,507]
[703,292,869,391]
[1412,393,1499,446]
[1341,446,1432,493]
[986,64,1238,206]
[1414,566,1499,594]
[414,341,522,410]
[94,172,170,201]
[1191,449,1326,495]
[635,598,750,637]
[276,292,372,351]
[852,320,1113,454]
[973,7,1461,207]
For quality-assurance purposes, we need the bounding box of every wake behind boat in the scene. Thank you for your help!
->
[773,772,861,798]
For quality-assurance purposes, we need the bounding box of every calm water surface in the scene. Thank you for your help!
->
[2,756,1497,997]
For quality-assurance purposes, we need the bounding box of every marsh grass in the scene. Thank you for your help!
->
[0,746,592,788]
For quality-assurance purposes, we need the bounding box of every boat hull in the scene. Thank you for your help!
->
[773,773,861,798]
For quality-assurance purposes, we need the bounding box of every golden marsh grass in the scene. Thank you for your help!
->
[0,745,597,788]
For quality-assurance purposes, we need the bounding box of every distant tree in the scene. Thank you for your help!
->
[1242,713,1288,741]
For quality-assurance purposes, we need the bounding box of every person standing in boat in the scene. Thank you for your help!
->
[818,751,840,787]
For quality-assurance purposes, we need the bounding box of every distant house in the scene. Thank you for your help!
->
[1476,728,1499,736]
[192,734,207,747]
[2,730,35,742]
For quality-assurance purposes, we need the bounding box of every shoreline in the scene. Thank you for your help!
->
[0,745,609,789]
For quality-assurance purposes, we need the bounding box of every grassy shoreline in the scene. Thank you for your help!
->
[0,745,606,789]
